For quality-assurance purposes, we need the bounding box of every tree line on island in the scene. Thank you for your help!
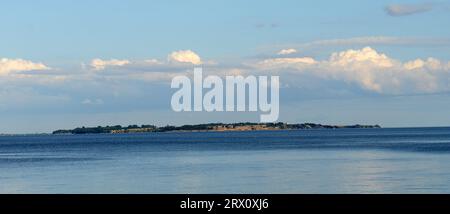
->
[52,122,381,135]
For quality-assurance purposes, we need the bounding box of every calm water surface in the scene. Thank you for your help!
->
[1,128,450,193]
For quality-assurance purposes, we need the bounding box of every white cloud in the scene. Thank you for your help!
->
[328,47,395,68]
[90,59,130,70]
[385,3,433,16]
[277,48,297,55]
[168,50,202,65]
[84,51,205,82]
[404,58,443,70]
[28,47,449,96]
[252,47,450,94]
[85,47,450,95]
[0,58,50,75]
[323,47,400,92]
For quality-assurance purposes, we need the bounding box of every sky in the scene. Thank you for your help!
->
[1,0,450,133]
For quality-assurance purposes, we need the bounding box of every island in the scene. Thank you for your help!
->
[52,122,381,135]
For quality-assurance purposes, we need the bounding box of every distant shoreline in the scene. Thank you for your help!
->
[51,122,381,135]
[4,126,450,136]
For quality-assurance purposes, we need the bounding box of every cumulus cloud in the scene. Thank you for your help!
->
[168,50,202,65]
[277,48,298,55]
[90,59,130,70]
[0,58,50,75]
[252,47,450,94]
[90,50,203,72]
[385,3,433,16]
[403,58,442,70]
[84,51,204,82]
[62,47,450,95]
[328,47,394,68]
[323,47,401,92]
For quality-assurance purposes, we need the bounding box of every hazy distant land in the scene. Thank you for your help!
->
[52,122,381,135]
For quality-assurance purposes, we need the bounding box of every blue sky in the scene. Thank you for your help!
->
[1,0,450,133]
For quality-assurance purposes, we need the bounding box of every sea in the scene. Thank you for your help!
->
[1,127,450,193]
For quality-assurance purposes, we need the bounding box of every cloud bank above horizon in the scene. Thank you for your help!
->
[2,45,450,97]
